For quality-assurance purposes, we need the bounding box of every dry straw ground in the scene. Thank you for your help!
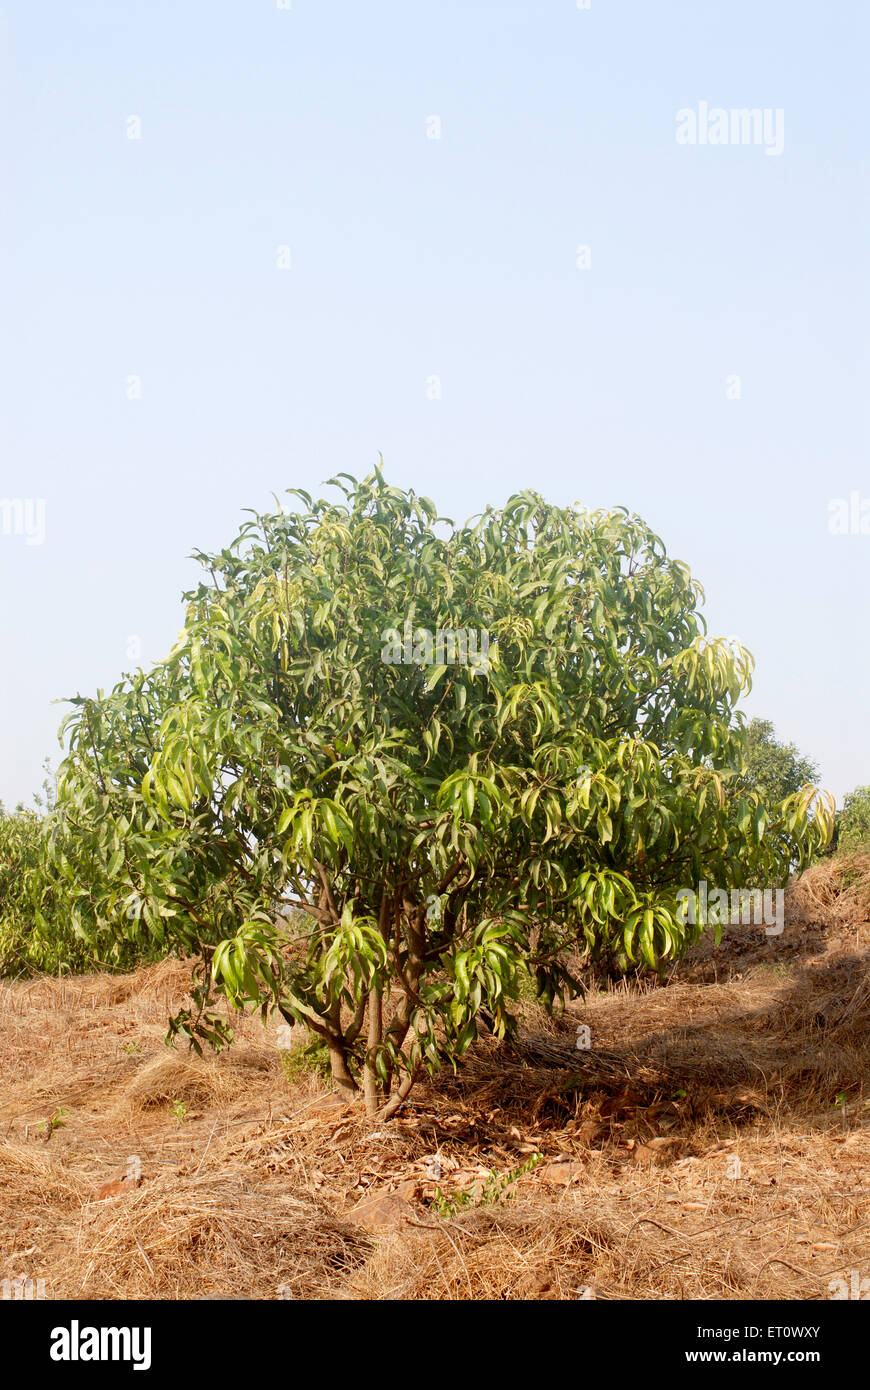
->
[1,854,868,1301]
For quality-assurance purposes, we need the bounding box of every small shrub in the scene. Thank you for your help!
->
[279,1036,332,1085]
[432,1152,545,1217]
[39,1108,70,1139]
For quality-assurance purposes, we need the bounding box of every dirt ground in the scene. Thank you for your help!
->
[1,855,868,1301]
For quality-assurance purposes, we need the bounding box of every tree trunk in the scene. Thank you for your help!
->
[363,984,383,1117]
[377,1061,422,1121]
[328,1036,359,1099]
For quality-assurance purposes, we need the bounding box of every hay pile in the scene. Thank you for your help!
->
[788,851,870,933]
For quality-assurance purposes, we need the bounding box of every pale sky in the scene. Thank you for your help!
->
[1,0,867,808]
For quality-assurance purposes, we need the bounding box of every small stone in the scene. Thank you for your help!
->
[346,1190,415,1230]
[537,1160,584,1186]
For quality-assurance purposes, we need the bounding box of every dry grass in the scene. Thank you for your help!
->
[788,851,870,931]
[0,862,868,1300]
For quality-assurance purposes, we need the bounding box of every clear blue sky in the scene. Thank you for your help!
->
[1,0,867,808]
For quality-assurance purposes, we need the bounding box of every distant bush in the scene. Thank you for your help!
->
[0,804,158,977]
[0,807,89,975]
[838,786,870,853]
[279,1036,332,1085]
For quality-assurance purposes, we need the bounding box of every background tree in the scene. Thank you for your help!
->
[738,718,819,805]
[0,806,58,974]
[837,785,870,853]
[0,762,99,976]
[49,471,833,1115]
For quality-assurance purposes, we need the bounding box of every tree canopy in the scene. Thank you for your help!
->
[739,718,819,806]
[49,471,833,1114]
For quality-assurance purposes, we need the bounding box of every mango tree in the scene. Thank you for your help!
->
[50,470,833,1115]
